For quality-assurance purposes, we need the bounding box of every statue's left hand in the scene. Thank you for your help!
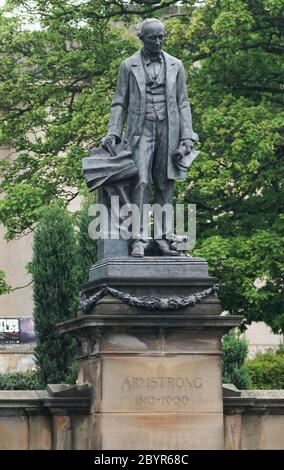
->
[101,134,116,147]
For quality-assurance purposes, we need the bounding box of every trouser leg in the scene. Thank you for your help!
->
[152,118,174,238]
[131,119,155,241]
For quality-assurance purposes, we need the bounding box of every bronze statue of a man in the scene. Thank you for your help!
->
[103,18,197,257]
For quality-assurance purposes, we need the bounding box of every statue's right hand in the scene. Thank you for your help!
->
[101,134,116,147]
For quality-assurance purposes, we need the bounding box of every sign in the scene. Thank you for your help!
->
[0,318,20,344]
[0,317,36,344]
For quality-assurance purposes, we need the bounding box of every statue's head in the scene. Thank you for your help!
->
[137,18,165,54]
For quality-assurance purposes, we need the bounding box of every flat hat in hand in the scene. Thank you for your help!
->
[82,142,137,192]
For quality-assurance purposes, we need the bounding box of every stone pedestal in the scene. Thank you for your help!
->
[58,257,242,450]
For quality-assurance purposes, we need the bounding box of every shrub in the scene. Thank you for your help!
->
[245,346,284,389]
[0,370,41,390]
[0,364,78,391]
[222,329,251,389]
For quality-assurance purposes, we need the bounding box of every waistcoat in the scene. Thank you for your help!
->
[143,57,167,122]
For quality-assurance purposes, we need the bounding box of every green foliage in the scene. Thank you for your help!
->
[245,347,284,389]
[76,196,97,286]
[0,370,41,390]
[32,204,78,387]
[0,4,138,239]
[222,330,251,389]
[0,270,10,295]
[169,0,284,333]
[193,231,284,332]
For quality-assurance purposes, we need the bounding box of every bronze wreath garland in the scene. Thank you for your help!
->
[79,284,219,314]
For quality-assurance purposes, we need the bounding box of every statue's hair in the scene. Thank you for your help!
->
[137,18,164,39]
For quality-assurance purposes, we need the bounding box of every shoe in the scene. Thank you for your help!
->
[154,239,179,256]
[131,241,146,257]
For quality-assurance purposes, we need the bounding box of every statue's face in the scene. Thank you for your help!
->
[141,22,165,54]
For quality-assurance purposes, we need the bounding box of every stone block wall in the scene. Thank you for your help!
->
[224,389,284,450]
[0,386,90,450]
[0,387,283,449]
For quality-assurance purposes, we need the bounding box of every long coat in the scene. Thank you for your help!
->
[108,49,197,180]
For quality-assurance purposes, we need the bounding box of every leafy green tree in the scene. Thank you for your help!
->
[222,330,251,389]
[0,2,139,238]
[32,204,78,387]
[0,270,10,295]
[167,0,284,332]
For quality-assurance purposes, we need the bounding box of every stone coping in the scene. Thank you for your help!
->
[241,390,284,399]
[0,384,91,415]
[223,387,284,415]
[58,313,244,333]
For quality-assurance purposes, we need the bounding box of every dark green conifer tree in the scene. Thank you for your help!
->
[32,204,77,387]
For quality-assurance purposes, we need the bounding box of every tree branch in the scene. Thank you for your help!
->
[11,279,33,292]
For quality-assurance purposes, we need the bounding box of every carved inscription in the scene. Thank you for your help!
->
[121,376,203,391]
[121,376,203,410]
